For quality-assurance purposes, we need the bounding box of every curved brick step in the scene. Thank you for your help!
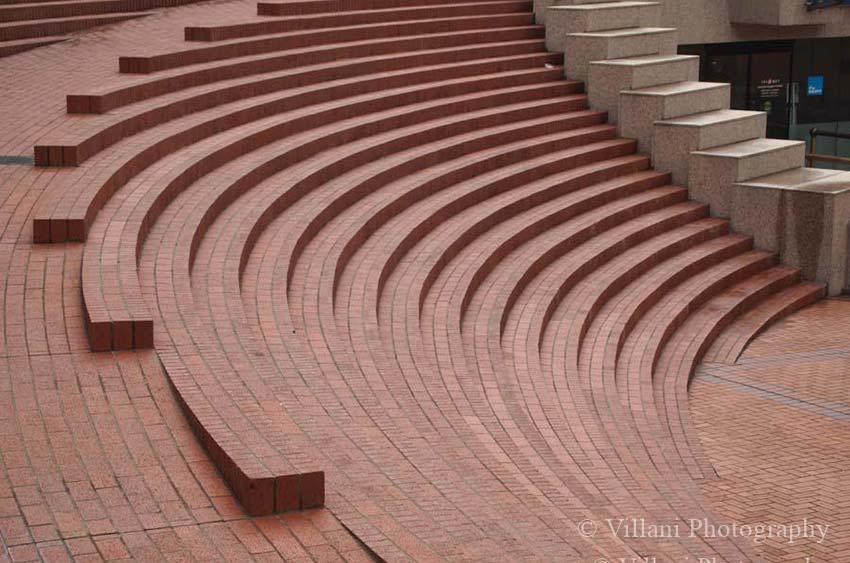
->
[176,174,448,561]
[35,63,566,243]
[284,125,619,292]
[201,162,566,560]
[67,26,547,115]
[420,188,764,560]
[120,13,539,73]
[24,0,826,551]
[187,0,532,41]
[416,188,697,557]
[654,266,803,480]
[283,156,681,561]
[0,31,63,54]
[551,223,738,461]
[342,181,684,554]
[558,231,761,558]
[596,251,787,561]
[286,149,651,563]
[702,282,825,364]
[79,51,608,528]
[291,126,625,296]
[0,0,159,22]
[0,11,147,41]
[481,209,734,561]
[378,158,657,316]
[43,39,555,161]
[614,250,782,507]
[257,0,468,17]
[519,217,775,560]
[80,90,588,350]
[178,105,644,560]
[162,84,622,561]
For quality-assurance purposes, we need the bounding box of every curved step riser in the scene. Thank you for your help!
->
[0,12,148,42]
[79,88,587,351]
[649,254,778,375]
[383,158,655,312]
[569,225,739,363]
[417,144,653,313]
[532,205,714,356]
[36,67,570,243]
[538,201,713,352]
[258,0,484,17]
[288,125,617,290]
[189,1,534,41]
[121,14,540,73]
[498,171,677,335]
[54,46,558,160]
[0,1,152,23]
[461,185,687,319]
[73,29,551,113]
[655,267,803,485]
[703,283,824,364]
[330,119,618,299]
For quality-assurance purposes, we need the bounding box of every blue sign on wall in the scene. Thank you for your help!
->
[807,75,824,96]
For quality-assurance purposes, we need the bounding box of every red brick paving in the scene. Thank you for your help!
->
[0,0,220,59]
[0,0,847,561]
[693,299,850,563]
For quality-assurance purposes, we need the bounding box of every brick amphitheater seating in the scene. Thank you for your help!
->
[0,0,213,58]
[30,0,825,558]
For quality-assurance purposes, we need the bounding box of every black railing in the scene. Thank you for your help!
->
[806,128,850,167]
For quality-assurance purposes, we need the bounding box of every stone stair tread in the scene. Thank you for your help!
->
[591,52,697,66]
[627,80,728,96]
[568,25,674,37]
[657,109,764,128]
[735,167,850,194]
[554,0,631,4]
[551,1,659,11]
[693,137,804,159]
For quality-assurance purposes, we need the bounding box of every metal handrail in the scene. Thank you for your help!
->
[806,127,850,167]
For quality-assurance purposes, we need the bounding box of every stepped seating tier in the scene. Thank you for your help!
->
[0,0,214,56]
[68,28,548,114]
[24,0,826,554]
[186,0,534,41]
[45,37,558,157]
[119,13,540,73]
[35,59,569,243]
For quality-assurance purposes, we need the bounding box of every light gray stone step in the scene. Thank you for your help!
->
[545,1,661,51]
[618,81,730,153]
[688,138,806,218]
[736,167,850,193]
[564,26,677,81]
[587,53,699,122]
[730,167,850,295]
[535,0,623,23]
[653,109,767,184]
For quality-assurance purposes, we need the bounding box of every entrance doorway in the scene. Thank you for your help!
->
[683,42,794,139]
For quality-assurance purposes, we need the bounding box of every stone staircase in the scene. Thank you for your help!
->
[542,0,850,295]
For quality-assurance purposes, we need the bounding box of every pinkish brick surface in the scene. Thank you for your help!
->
[0,0,847,561]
